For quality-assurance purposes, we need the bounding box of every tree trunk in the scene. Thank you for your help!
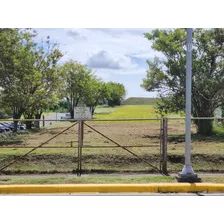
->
[192,97,214,136]
[13,109,23,132]
[196,119,214,136]
[221,104,224,126]
[13,120,18,132]
[24,114,33,130]
[91,106,96,116]
[67,97,74,119]
[26,121,32,129]
[70,110,74,119]
[24,116,33,129]
[35,113,41,128]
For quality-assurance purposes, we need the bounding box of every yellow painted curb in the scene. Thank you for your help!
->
[1,183,224,194]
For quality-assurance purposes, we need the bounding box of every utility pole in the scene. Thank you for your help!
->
[177,28,200,182]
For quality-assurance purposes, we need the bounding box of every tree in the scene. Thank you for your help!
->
[0,29,63,130]
[22,37,64,129]
[85,79,110,115]
[59,60,95,118]
[106,82,126,107]
[0,92,12,119]
[0,29,37,130]
[141,29,224,135]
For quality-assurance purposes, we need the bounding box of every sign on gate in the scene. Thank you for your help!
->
[74,107,92,120]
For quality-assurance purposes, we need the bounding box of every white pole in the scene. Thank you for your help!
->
[179,28,197,178]
[185,28,192,167]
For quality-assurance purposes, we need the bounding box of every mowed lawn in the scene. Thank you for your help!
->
[94,105,159,119]
[0,105,224,175]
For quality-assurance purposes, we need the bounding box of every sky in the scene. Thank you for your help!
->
[36,28,160,99]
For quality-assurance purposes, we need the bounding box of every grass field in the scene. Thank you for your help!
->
[0,175,175,184]
[94,105,159,119]
[1,174,224,184]
[122,97,158,105]
[0,105,224,176]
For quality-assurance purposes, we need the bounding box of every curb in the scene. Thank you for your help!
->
[1,183,224,194]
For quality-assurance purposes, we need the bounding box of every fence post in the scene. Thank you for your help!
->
[162,118,168,174]
[77,120,84,176]
[160,119,163,172]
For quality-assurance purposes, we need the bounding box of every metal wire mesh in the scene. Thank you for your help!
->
[82,119,161,173]
[167,118,224,173]
[0,119,78,174]
[0,118,161,174]
[1,117,222,175]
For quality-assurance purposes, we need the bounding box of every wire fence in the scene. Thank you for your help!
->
[167,117,224,173]
[81,119,161,174]
[0,117,224,175]
[0,118,162,175]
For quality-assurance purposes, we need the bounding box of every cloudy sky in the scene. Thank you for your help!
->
[36,28,160,98]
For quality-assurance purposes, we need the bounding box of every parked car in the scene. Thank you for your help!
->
[0,124,10,132]
[18,124,26,130]
[0,122,13,131]
[2,122,26,131]
[3,122,15,130]
[0,126,6,133]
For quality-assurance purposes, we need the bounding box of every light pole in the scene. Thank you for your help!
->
[178,28,199,182]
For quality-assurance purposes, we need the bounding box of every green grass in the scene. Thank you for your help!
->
[1,175,224,184]
[122,97,159,105]
[94,105,158,119]
[1,105,224,174]
[94,106,116,115]
[0,175,175,185]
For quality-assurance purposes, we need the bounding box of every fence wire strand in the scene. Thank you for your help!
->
[84,122,163,174]
[0,122,77,172]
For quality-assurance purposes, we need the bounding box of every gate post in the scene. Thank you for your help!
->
[77,120,84,176]
[162,118,168,174]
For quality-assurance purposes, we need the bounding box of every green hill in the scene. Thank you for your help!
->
[122,97,159,105]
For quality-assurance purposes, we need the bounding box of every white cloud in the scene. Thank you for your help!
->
[67,30,86,40]
[87,50,137,69]
[35,28,160,97]
[36,28,157,63]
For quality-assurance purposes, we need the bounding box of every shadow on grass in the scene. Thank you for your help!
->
[0,140,23,146]
[0,128,42,146]
[168,132,224,143]
[142,135,160,139]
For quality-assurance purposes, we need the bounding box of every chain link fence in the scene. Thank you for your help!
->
[81,119,161,174]
[0,118,162,175]
[0,120,79,174]
[167,118,224,173]
[0,117,223,175]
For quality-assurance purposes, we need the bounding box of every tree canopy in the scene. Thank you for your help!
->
[0,29,63,129]
[0,28,127,130]
[59,61,126,117]
[106,82,126,107]
[141,28,224,135]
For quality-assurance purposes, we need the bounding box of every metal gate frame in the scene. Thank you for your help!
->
[76,118,168,176]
